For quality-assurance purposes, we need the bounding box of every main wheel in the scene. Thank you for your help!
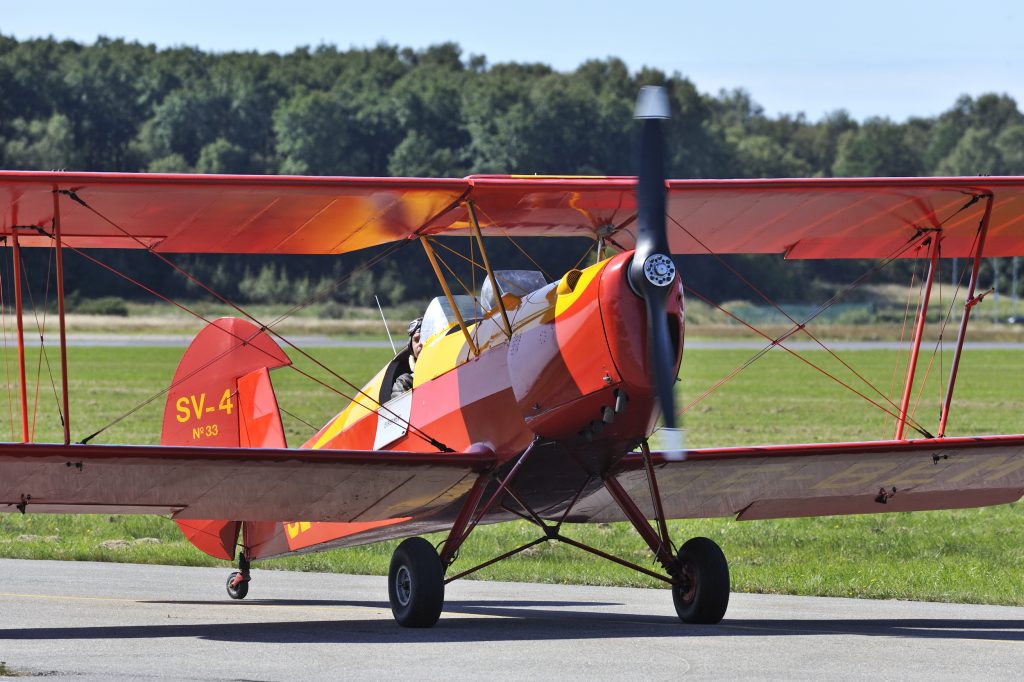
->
[388,537,445,627]
[672,537,729,624]
[226,571,249,600]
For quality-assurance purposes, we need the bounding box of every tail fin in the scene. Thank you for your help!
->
[161,318,291,560]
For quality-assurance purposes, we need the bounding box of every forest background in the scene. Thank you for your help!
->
[1,35,1022,313]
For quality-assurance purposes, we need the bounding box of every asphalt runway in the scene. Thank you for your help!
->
[0,559,1021,680]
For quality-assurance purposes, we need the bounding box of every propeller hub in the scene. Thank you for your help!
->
[642,254,676,287]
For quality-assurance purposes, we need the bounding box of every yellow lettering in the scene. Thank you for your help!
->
[946,456,1006,483]
[219,389,234,416]
[706,464,790,494]
[889,460,939,487]
[190,393,206,421]
[192,426,202,439]
[983,459,1024,482]
[945,456,1024,484]
[176,396,190,423]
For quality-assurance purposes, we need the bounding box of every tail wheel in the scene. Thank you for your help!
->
[226,571,249,600]
[672,537,729,624]
[388,537,445,628]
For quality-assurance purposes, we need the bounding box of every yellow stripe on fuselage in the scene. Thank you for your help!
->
[309,258,611,451]
[414,324,471,387]
[310,367,387,449]
[555,258,609,317]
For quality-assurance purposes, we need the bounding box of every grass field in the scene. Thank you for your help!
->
[1,341,1022,605]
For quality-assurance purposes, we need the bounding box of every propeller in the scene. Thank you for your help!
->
[628,86,681,449]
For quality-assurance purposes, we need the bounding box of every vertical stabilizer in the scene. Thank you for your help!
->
[161,318,290,560]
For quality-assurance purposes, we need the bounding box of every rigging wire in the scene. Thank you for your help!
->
[886,250,921,415]
[39,219,444,450]
[681,284,932,435]
[66,255,440,449]
[668,192,986,434]
[570,241,597,271]
[677,227,935,435]
[909,239,977,428]
[673,213,934,418]
[54,190,448,450]
[505,234,553,280]
[471,202,597,279]
[20,245,63,440]
[277,403,320,434]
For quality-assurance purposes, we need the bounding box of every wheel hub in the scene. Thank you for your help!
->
[395,565,412,606]
[675,563,697,603]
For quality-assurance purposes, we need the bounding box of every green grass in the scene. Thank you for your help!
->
[1,343,1022,605]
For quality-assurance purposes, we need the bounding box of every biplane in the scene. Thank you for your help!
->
[2,87,1024,627]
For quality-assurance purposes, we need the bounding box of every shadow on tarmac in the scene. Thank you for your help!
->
[2,597,1022,643]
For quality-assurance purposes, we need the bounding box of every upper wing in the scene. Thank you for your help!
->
[4,171,1023,257]
[0,171,468,254]
[0,442,493,522]
[566,434,1024,523]
[449,175,1024,258]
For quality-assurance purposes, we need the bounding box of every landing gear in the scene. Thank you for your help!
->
[226,552,251,600]
[388,537,445,627]
[672,537,730,624]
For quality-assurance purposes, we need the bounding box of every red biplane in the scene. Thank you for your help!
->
[2,88,1023,627]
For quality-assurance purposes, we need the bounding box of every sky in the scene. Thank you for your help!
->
[2,0,1022,122]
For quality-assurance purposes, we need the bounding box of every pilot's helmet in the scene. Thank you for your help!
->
[408,317,423,340]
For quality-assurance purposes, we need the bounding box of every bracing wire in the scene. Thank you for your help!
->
[41,204,447,450]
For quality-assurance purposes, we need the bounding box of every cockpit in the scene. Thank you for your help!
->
[377,270,548,403]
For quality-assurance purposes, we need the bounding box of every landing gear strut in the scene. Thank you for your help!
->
[226,552,250,600]
[382,441,731,628]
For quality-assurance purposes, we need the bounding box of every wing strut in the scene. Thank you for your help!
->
[938,194,994,436]
[10,231,28,442]
[467,201,513,339]
[420,236,479,356]
[894,233,941,440]
[52,190,70,445]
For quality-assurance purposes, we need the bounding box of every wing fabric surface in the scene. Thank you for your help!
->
[0,443,493,522]
[0,172,468,254]
[566,435,1024,523]
[3,171,1024,257]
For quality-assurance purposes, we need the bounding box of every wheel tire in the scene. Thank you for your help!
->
[388,537,445,627]
[672,537,729,624]
[226,571,249,600]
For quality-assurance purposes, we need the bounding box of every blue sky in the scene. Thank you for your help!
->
[3,0,1021,121]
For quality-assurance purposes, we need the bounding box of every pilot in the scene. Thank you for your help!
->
[391,317,423,396]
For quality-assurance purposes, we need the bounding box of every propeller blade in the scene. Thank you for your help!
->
[646,293,677,430]
[629,86,679,432]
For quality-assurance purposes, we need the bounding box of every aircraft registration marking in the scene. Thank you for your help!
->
[174,389,235,424]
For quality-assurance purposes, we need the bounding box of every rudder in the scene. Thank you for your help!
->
[161,317,291,560]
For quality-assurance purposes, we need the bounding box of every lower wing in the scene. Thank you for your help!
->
[0,443,493,522]
[568,434,1024,522]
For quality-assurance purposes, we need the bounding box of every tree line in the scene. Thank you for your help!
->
[1,35,1021,306]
